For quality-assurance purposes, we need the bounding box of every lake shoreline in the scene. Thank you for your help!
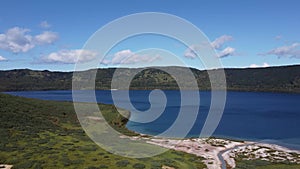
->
[121,133,300,169]
[121,111,300,169]
[4,88,300,95]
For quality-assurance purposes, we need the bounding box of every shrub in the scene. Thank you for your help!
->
[133,163,146,169]
[116,160,130,167]
[86,166,98,169]
[99,165,108,168]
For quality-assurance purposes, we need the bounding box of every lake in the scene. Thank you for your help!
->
[5,90,300,150]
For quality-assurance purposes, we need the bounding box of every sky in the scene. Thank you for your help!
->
[0,0,300,71]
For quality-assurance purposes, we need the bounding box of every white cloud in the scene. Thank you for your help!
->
[184,49,197,58]
[111,49,134,64]
[0,27,35,53]
[211,35,233,49]
[34,31,58,45]
[262,43,300,58]
[100,59,111,65]
[42,49,98,64]
[184,45,200,58]
[184,35,235,58]
[0,27,59,53]
[108,49,161,64]
[0,55,7,61]
[218,47,236,58]
[39,21,51,29]
[249,62,270,68]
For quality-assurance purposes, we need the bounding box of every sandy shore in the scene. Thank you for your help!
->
[146,138,244,169]
[222,142,300,168]
[0,164,13,169]
[122,135,300,169]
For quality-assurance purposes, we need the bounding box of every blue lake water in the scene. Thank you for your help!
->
[5,90,300,150]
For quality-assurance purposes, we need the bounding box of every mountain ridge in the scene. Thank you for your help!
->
[1,65,299,93]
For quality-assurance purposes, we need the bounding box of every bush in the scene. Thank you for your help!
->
[99,164,108,168]
[116,160,130,167]
[151,161,162,168]
[133,163,146,169]
[86,166,98,169]
[14,161,34,168]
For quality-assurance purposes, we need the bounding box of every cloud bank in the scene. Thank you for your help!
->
[35,31,58,45]
[184,35,235,58]
[104,49,161,65]
[261,43,300,59]
[218,47,235,58]
[40,49,161,65]
[42,49,98,64]
[211,35,234,49]
[249,62,270,68]
[0,27,58,53]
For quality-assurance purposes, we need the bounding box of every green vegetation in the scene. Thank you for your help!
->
[99,105,138,137]
[0,93,206,169]
[1,65,300,93]
[235,158,300,169]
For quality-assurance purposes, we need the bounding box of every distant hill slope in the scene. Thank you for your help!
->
[0,65,299,93]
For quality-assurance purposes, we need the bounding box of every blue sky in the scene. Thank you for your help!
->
[0,0,299,71]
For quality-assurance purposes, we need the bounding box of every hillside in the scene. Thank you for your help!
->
[0,93,207,168]
[0,65,299,93]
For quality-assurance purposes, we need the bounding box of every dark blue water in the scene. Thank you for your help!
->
[5,90,300,149]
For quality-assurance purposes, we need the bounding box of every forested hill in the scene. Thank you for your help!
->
[0,65,299,93]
